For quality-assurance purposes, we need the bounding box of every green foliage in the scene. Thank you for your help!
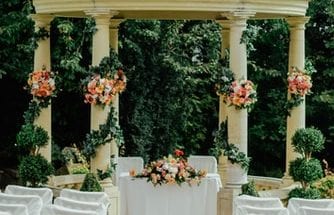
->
[119,20,220,161]
[70,165,89,174]
[288,187,321,199]
[210,121,250,171]
[289,158,323,188]
[209,121,228,158]
[241,180,259,197]
[82,106,124,158]
[23,101,41,124]
[97,159,117,181]
[0,0,35,81]
[311,176,334,199]
[224,144,251,171]
[16,123,49,154]
[80,173,102,192]
[18,154,54,187]
[292,127,325,159]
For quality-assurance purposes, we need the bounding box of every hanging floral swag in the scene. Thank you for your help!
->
[286,66,312,113]
[81,53,125,159]
[25,65,57,108]
[215,62,257,112]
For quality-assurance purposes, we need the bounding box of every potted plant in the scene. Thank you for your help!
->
[288,127,324,199]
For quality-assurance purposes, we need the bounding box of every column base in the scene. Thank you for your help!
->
[281,173,294,188]
[218,187,241,215]
[100,180,120,215]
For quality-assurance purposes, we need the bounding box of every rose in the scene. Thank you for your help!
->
[174,149,184,157]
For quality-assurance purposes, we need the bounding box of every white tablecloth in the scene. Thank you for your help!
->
[120,174,221,215]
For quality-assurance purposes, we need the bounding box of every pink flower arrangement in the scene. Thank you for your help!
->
[131,149,207,186]
[227,79,257,110]
[287,67,312,97]
[27,67,56,99]
[84,69,126,106]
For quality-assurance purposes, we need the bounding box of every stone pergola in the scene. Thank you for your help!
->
[32,0,310,214]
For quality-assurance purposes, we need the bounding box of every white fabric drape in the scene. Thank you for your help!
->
[5,185,53,206]
[41,205,98,215]
[236,205,289,215]
[0,193,42,215]
[60,189,110,208]
[0,203,28,215]
[298,206,334,215]
[119,175,221,215]
[115,157,144,185]
[188,155,218,173]
[54,197,107,215]
[287,198,334,215]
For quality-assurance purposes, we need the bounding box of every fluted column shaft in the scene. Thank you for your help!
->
[109,19,123,160]
[284,17,310,180]
[31,14,53,162]
[88,11,112,173]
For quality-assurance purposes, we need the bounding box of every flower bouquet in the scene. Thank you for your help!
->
[83,69,126,106]
[226,79,257,110]
[26,66,56,105]
[131,149,207,186]
[288,66,312,97]
[286,67,312,111]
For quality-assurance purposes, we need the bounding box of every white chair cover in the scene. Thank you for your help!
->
[60,189,109,208]
[236,205,289,215]
[41,205,98,215]
[0,203,28,215]
[0,193,42,215]
[188,155,218,173]
[298,206,334,215]
[234,195,284,215]
[0,212,11,215]
[288,198,334,215]
[5,185,53,206]
[115,156,144,185]
[54,197,107,215]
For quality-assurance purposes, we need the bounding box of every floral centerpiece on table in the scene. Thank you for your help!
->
[83,69,126,106]
[26,66,56,105]
[226,79,257,111]
[131,149,207,186]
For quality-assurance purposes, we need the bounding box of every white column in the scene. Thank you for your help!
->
[109,19,123,160]
[87,10,112,174]
[31,14,53,162]
[284,17,310,183]
[216,20,230,185]
[228,15,249,157]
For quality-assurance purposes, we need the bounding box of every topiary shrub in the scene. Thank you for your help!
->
[289,158,323,188]
[16,123,49,155]
[241,180,259,197]
[288,187,321,199]
[80,173,102,192]
[18,154,54,187]
[291,127,325,160]
[288,127,325,199]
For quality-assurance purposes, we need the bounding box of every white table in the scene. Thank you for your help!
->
[119,174,221,215]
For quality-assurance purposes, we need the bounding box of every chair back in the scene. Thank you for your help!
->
[288,198,334,215]
[5,185,53,206]
[0,203,28,215]
[60,188,109,208]
[188,155,218,173]
[41,205,98,215]
[236,205,289,215]
[115,157,144,185]
[234,195,283,215]
[298,206,334,215]
[0,193,42,215]
[54,196,107,215]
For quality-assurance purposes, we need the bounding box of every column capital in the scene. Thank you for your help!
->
[109,19,124,29]
[216,19,231,30]
[30,14,54,28]
[221,11,255,26]
[286,16,310,30]
[85,9,119,25]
